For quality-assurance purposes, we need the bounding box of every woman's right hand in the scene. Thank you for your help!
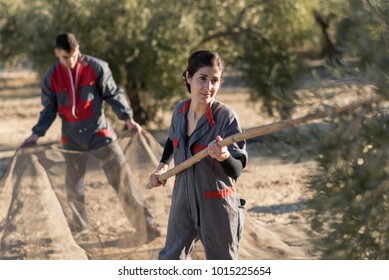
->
[149,163,169,188]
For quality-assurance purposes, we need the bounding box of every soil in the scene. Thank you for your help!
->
[0,68,376,260]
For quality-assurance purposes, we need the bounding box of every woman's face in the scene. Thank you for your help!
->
[186,65,222,105]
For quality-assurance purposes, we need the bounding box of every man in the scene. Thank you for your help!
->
[22,33,159,243]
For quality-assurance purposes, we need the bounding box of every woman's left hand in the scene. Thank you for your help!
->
[208,135,230,161]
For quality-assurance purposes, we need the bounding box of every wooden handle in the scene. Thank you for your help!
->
[145,95,383,189]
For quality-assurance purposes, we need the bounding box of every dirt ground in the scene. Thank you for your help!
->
[0,68,375,260]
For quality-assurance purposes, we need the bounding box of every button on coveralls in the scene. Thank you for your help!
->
[159,99,248,260]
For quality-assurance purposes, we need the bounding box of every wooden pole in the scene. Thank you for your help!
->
[145,95,383,189]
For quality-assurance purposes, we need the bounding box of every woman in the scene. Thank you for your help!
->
[149,50,248,259]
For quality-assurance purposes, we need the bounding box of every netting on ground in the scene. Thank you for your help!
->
[0,131,174,260]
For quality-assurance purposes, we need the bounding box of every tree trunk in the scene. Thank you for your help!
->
[125,81,150,125]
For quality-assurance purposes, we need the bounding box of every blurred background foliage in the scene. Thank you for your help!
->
[1,0,330,123]
[305,0,389,259]
[1,0,389,259]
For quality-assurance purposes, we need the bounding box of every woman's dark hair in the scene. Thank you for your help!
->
[183,50,225,93]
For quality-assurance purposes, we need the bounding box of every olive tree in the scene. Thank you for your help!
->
[306,0,389,259]
[0,0,323,123]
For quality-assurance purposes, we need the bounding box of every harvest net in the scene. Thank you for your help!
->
[0,131,174,260]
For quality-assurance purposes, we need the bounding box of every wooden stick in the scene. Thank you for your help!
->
[145,95,383,189]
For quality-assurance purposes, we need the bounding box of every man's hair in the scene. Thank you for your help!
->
[55,33,79,52]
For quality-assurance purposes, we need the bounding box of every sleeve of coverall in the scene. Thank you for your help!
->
[160,138,174,164]
[220,155,244,180]
[167,101,182,142]
[220,111,248,169]
[32,73,58,137]
[162,102,181,163]
[99,61,134,120]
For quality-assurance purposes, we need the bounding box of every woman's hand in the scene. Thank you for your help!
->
[208,135,230,161]
[149,162,169,188]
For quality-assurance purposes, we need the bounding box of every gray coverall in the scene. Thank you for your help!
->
[31,54,153,237]
[159,99,248,260]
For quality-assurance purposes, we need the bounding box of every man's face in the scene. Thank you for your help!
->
[55,46,80,69]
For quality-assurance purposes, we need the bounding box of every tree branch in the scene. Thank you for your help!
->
[197,0,268,46]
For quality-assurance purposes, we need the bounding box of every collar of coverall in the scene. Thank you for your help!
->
[180,99,216,127]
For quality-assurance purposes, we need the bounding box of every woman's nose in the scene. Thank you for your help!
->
[204,81,213,90]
